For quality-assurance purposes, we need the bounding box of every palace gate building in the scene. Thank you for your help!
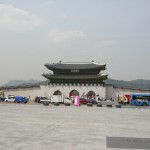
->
[41,61,108,99]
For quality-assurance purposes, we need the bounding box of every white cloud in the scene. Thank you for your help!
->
[48,29,85,43]
[96,40,117,49]
[0,4,45,32]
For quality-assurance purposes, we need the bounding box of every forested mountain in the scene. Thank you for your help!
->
[1,79,150,89]
[105,79,150,89]
[2,80,41,87]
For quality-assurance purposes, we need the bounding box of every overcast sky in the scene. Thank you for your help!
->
[0,0,150,85]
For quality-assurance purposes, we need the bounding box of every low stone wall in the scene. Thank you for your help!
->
[4,86,41,100]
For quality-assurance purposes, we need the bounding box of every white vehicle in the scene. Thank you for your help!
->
[51,95,63,103]
[64,97,72,104]
[5,95,15,102]
[40,97,50,103]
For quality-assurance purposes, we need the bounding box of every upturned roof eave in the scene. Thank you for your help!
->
[42,74,108,80]
[44,63,106,70]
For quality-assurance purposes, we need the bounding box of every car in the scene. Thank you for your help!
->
[89,99,98,104]
[40,97,50,103]
[34,96,41,103]
[80,98,91,104]
[15,96,28,103]
[0,97,6,102]
[34,96,49,103]
[64,97,72,103]
[72,98,90,104]
[5,95,15,102]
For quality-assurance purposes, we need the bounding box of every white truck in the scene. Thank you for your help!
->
[51,95,63,103]
[50,95,72,104]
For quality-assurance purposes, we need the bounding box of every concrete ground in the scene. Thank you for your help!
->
[0,103,150,150]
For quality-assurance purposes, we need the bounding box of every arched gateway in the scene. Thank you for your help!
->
[87,91,96,99]
[53,90,62,95]
[69,90,79,97]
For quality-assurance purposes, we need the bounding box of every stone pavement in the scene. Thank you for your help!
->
[0,103,150,150]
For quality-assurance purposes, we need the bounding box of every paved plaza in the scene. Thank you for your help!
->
[0,103,150,150]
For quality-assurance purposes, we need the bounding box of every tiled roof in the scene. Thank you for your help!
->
[44,62,106,70]
[42,74,108,80]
